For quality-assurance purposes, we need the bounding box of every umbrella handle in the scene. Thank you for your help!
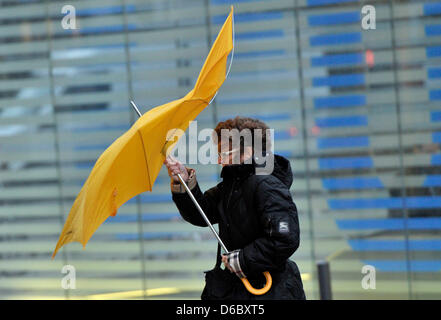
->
[240,271,272,295]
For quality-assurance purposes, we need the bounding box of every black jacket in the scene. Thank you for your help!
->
[171,154,306,300]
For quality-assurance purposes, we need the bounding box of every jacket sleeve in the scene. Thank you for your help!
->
[171,167,220,227]
[239,177,300,275]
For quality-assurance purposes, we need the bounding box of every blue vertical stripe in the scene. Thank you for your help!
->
[318,156,373,169]
[329,197,441,210]
[274,131,292,140]
[432,154,441,165]
[425,25,441,36]
[322,177,383,190]
[314,95,366,109]
[424,3,441,16]
[433,132,441,143]
[310,32,361,46]
[315,115,367,127]
[430,90,441,101]
[427,46,441,58]
[311,53,363,66]
[317,136,369,149]
[349,239,441,251]
[235,49,285,59]
[431,111,441,122]
[308,12,360,26]
[307,0,356,6]
[424,175,441,186]
[336,218,441,230]
[428,67,441,78]
[236,29,284,40]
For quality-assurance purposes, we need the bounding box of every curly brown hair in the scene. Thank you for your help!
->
[213,116,271,156]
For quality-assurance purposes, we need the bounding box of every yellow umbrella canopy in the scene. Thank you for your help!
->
[52,6,234,259]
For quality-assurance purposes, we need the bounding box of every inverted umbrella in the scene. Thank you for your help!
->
[52,7,234,259]
[52,6,272,295]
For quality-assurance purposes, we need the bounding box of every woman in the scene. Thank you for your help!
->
[164,116,305,300]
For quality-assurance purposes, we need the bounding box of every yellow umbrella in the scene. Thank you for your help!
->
[52,7,234,259]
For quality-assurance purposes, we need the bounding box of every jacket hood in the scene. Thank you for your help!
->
[264,153,293,188]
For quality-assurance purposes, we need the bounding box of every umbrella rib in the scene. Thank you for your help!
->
[136,130,153,190]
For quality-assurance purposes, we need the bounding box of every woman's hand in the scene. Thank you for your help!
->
[222,254,234,273]
[163,156,189,183]
[222,250,246,278]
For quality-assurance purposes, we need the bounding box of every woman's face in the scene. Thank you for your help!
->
[217,142,252,167]
[217,141,239,166]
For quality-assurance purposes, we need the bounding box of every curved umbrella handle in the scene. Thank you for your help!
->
[240,271,272,295]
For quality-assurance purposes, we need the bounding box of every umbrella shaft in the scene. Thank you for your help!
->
[176,173,229,253]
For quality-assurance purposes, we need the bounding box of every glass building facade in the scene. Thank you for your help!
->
[0,0,441,299]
